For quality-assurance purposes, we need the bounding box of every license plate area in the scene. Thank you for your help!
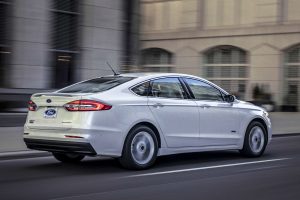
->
[44,107,58,118]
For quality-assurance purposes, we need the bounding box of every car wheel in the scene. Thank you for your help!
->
[52,152,85,163]
[240,121,267,157]
[119,125,158,170]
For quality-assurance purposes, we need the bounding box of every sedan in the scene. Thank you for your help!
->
[24,73,272,169]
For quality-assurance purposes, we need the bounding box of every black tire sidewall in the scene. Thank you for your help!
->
[52,152,85,163]
[120,125,158,170]
[242,121,268,157]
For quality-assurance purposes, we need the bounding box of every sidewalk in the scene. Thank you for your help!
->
[0,112,299,158]
[269,112,300,135]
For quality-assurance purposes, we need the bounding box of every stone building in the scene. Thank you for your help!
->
[0,0,139,111]
[139,0,300,110]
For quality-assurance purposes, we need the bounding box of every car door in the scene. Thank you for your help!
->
[147,77,199,148]
[183,78,240,146]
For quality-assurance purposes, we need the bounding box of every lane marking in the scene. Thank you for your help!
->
[125,158,291,178]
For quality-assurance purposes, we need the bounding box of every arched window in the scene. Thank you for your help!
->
[141,48,173,72]
[283,44,300,108]
[203,45,249,100]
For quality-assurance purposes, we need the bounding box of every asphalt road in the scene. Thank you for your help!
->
[0,136,299,200]
[0,113,26,127]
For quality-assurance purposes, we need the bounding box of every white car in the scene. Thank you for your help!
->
[24,73,272,169]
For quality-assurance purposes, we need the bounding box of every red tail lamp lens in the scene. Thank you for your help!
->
[28,100,37,111]
[64,100,112,111]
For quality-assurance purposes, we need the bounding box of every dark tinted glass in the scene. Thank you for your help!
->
[131,82,150,96]
[52,12,78,51]
[0,0,10,45]
[57,77,135,93]
[53,0,79,12]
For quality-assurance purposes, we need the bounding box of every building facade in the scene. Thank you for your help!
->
[0,0,128,89]
[139,0,300,110]
[0,0,139,111]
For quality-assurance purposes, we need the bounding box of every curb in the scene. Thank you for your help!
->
[273,133,300,138]
[0,150,50,161]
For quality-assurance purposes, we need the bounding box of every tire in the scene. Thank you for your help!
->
[240,121,268,157]
[52,152,85,163]
[118,125,158,170]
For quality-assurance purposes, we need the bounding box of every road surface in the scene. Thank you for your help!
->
[0,135,299,200]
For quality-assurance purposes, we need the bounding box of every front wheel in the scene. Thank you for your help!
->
[240,121,267,157]
[119,125,158,170]
[52,152,85,163]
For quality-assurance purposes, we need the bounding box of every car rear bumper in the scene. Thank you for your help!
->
[24,138,97,156]
[23,125,125,157]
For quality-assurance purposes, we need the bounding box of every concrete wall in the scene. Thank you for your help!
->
[140,0,300,106]
[141,30,300,104]
[9,0,51,88]
[79,0,124,80]
[5,0,125,89]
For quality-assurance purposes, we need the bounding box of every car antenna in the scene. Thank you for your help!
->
[106,62,120,76]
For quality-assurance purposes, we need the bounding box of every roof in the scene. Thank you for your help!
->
[119,72,197,78]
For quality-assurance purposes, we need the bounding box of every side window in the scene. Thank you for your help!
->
[184,78,223,101]
[131,81,150,96]
[150,78,187,99]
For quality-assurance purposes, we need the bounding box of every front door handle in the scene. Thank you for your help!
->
[217,103,233,107]
[200,104,211,109]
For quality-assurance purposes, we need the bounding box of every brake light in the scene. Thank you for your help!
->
[64,100,112,111]
[28,100,37,111]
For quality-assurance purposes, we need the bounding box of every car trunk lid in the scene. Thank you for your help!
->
[26,93,89,129]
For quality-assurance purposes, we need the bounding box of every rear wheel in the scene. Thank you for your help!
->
[52,152,85,163]
[119,125,158,170]
[240,121,267,157]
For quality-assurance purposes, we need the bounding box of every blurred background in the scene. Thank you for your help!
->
[0,0,300,113]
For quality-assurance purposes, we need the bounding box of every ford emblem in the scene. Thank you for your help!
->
[45,109,56,116]
[46,99,52,103]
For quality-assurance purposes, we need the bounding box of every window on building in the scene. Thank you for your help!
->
[203,45,249,100]
[0,0,11,87]
[141,1,183,32]
[141,48,174,72]
[51,0,79,88]
[284,44,300,107]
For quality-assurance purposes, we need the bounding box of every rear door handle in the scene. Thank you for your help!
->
[153,103,164,108]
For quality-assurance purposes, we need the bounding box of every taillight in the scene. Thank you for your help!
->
[64,100,112,111]
[28,100,37,111]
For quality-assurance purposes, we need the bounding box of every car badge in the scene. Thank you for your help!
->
[46,99,52,103]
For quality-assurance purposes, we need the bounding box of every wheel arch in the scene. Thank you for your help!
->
[239,117,269,157]
[247,117,268,140]
[125,121,162,149]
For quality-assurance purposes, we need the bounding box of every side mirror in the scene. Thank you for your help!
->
[224,94,236,103]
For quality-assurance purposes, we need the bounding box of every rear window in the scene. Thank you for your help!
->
[57,76,135,93]
[131,81,150,96]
